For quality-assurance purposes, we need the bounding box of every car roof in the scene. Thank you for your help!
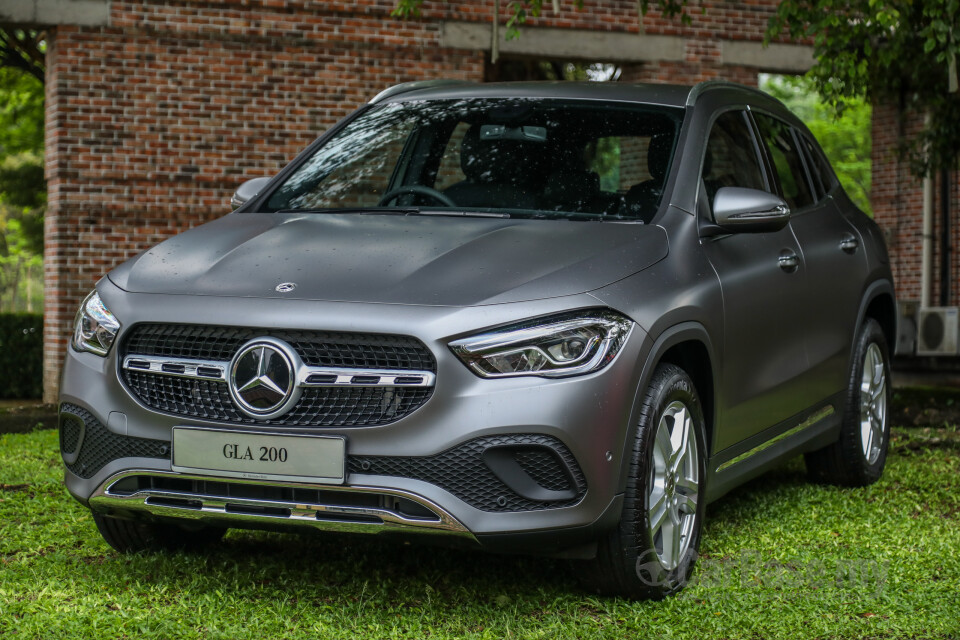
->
[369,79,775,110]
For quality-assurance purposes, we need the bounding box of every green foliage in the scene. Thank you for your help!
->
[392,1,694,40]
[768,0,960,177]
[0,152,45,211]
[762,75,873,215]
[0,313,43,399]
[1,425,959,638]
[0,66,46,310]
[0,66,44,156]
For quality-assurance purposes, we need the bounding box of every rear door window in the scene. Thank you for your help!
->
[753,113,816,211]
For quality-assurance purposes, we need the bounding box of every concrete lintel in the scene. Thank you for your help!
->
[0,0,109,27]
[440,21,685,63]
[721,40,815,74]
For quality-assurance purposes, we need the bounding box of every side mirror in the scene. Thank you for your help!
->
[708,187,791,234]
[230,177,272,210]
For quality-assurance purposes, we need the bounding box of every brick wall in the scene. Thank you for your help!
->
[43,0,799,401]
[871,103,960,307]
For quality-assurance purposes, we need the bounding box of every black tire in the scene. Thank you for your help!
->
[576,363,707,600]
[92,512,225,553]
[805,317,891,487]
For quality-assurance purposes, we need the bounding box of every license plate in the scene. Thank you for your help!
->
[171,427,345,484]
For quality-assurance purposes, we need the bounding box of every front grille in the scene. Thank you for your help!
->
[60,404,170,479]
[120,324,436,427]
[124,371,433,427]
[123,324,436,371]
[349,434,587,512]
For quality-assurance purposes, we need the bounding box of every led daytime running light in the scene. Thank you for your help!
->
[450,311,633,379]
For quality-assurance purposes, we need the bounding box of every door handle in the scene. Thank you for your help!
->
[778,250,800,273]
[840,234,859,254]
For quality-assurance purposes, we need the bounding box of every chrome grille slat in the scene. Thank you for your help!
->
[121,355,435,388]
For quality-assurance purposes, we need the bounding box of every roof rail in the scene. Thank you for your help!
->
[685,79,771,107]
[369,79,474,105]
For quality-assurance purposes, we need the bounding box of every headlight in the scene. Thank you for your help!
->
[450,310,633,378]
[72,290,121,356]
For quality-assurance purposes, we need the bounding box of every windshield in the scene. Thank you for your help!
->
[265,98,682,221]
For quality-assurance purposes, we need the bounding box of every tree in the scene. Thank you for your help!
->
[762,74,873,214]
[0,27,45,84]
[767,0,960,177]
[0,60,46,312]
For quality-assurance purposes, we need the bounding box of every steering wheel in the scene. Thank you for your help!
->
[377,185,457,208]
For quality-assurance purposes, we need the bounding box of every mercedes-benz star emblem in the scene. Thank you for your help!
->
[228,339,300,419]
[275,282,297,293]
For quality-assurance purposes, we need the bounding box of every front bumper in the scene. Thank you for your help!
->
[60,284,649,553]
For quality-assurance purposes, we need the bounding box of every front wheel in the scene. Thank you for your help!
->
[806,317,891,486]
[577,363,707,599]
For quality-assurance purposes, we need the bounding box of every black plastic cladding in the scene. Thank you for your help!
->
[60,404,170,479]
[349,434,587,512]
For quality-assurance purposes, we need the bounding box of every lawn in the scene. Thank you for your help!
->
[1,424,958,639]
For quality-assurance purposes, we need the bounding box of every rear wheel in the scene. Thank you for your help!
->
[577,363,706,599]
[806,317,890,486]
[92,512,225,553]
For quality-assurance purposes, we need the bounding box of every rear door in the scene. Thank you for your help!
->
[753,112,869,400]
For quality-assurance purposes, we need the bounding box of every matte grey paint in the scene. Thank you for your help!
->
[108,214,670,306]
[62,81,896,555]
[711,186,791,233]
[231,176,271,209]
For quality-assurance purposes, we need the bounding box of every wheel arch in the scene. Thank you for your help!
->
[855,280,897,356]
[617,322,718,493]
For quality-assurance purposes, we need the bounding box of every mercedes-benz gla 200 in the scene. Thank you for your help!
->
[61,80,895,599]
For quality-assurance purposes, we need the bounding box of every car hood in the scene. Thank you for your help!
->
[109,212,668,306]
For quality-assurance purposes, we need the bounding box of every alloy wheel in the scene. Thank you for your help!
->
[647,400,700,571]
[859,342,886,465]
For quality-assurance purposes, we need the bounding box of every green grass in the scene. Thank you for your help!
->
[1,426,958,640]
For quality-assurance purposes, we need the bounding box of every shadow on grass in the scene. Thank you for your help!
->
[95,529,580,606]
[91,460,824,603]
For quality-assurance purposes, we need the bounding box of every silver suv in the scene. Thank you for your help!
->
[61,80,895,599]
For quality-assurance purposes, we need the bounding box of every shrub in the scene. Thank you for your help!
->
[0,312,43,399]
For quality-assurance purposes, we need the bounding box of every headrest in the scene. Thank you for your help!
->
[543,168,600,209]
[646,133,674,183]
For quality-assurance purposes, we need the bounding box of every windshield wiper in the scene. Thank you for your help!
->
[409,210,511,219]
[274,207,420,215]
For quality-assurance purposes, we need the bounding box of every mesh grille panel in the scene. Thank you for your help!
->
[59,412,82,455]
[514,449,573,492]
[60,404,170,479]
[124,371,433,427]
[348,434,586,512]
